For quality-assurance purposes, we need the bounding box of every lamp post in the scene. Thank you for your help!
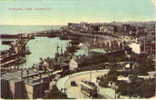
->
[90,68,92,82]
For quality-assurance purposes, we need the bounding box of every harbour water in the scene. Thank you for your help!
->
[24,37,69,68]
[0,25,105,68]
[0,25,68,68]
[24,37,105,68]
[0,25,61,51]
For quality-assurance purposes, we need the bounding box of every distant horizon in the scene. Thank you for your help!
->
[0,20,156,26]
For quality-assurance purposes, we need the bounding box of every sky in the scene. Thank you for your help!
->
[0,0,156,25]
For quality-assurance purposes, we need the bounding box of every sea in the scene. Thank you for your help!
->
[0,25,105,68]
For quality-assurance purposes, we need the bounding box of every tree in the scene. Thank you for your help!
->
[98,69,118,88]
[137,58,154,75]
[137,79,155,98]
[43,85,68,99]
[98,75,109,87]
